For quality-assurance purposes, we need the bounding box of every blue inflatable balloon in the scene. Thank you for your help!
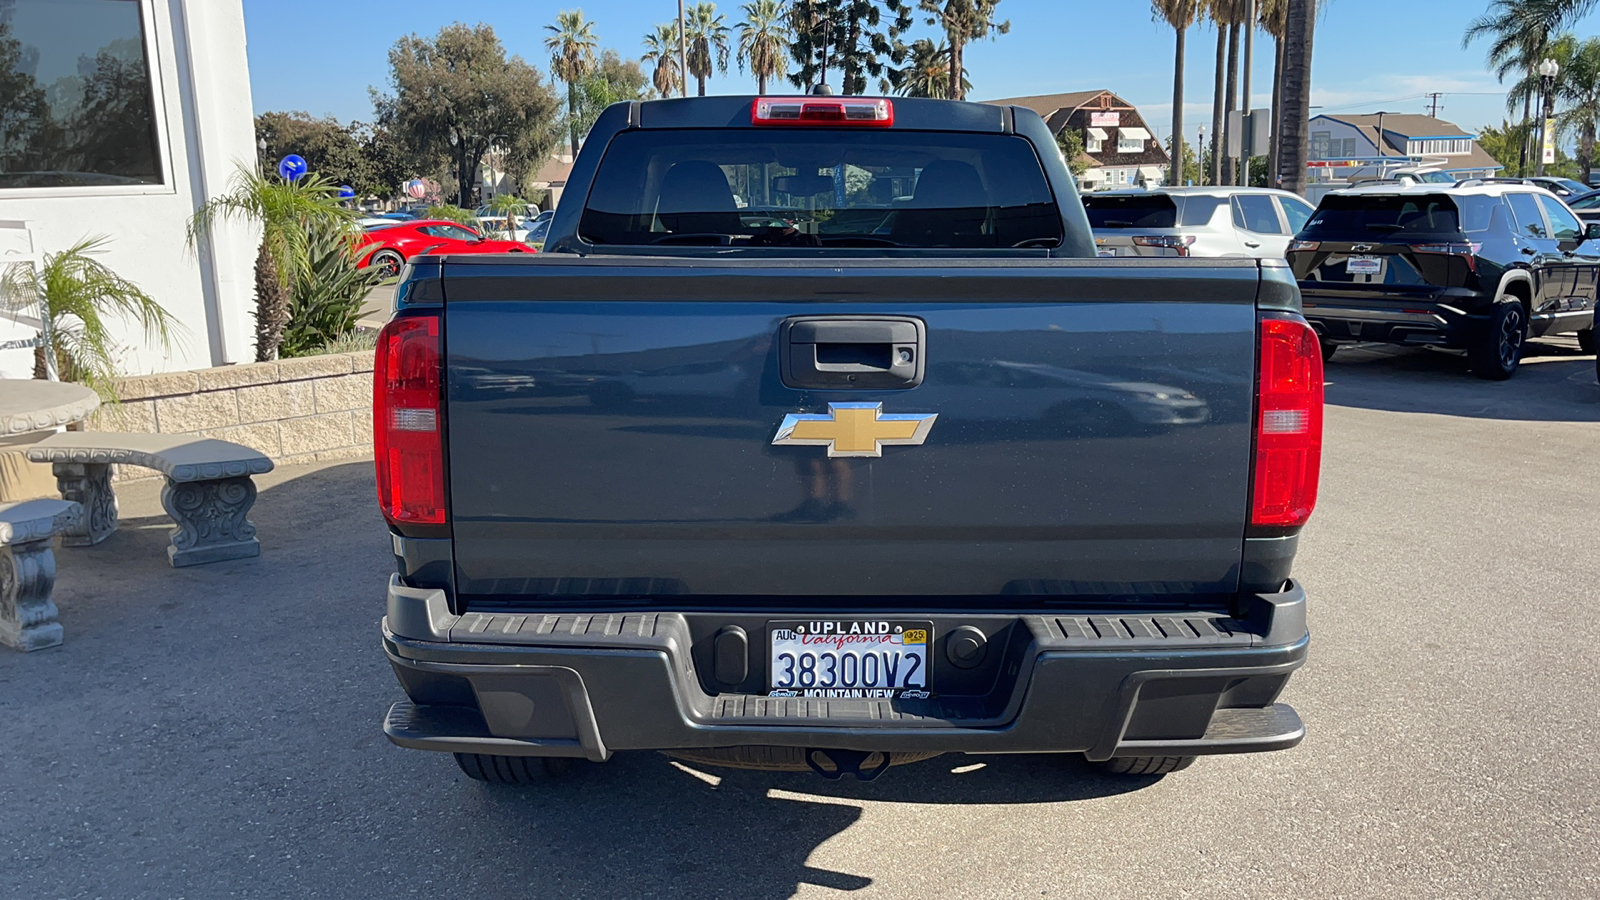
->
[338,185,355,199]
[277,154,308,181]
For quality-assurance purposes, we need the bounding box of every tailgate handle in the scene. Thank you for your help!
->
[780,316,926,390]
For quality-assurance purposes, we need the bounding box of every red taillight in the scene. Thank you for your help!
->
[1251,316,1324,530]
[751,97,894,126]
[374,316,445,527]
[1287,240,1320,252]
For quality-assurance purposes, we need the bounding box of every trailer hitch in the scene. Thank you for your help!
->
[805,748,893,781]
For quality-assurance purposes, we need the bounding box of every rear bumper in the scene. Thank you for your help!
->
[381,578,1309,762]
[1302,288,1487,347]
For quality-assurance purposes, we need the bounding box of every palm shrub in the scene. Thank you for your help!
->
[485,194,531,240]
[188,168,354,361]
[0,236,178,396]
[279,222,384,359]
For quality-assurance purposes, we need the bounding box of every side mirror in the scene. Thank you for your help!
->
[1585,222,1600,241]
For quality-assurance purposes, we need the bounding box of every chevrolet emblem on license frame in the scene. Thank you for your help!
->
[771,403,938,458]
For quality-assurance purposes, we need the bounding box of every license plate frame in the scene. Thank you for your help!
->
[1345,255,1383,276]
[767,620,932,699]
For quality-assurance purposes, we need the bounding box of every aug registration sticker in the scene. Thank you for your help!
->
[768,621,931,699]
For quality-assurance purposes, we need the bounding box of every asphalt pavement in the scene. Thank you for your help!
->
[3,338,1598,899]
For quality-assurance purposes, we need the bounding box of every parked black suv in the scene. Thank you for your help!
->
[1288,184,1600,378]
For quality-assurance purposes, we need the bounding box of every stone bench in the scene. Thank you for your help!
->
[1,498,81,651]
[27,433,274,568]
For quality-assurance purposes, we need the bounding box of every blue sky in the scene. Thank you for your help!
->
[244,0,1600,143]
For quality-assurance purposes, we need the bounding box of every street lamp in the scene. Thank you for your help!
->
[1197,125,1206,185]
[1538,57,1561,176]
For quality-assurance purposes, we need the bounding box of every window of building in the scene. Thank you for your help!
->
[1085,128,1103,153]
[1311,131,1330,159]
[1117,135,1143,153]
[0,0,164,189]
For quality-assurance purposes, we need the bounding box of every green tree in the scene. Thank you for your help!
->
[1153,1,1200,194]
[884,39,967,97]
[188,170,356,361]
[1167,135,1204,185]
[0,237,177,394]
[1056,128,1091,177]
[642,23,686,98]
[1556,37,1600,181]
[255,112,376,195]
[1205,0,1250,186]
[546,10,600,156]
[373,23,561,206]
[569,50,651,145]
[916,0,1009,101]
[787,0,912,95]
[738,0,790,94]
[1478,119,1534,175]
[686,3,732,96]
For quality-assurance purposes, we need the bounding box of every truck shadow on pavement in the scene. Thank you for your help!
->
[1323,339,1600,421]
[443,751,1158,899]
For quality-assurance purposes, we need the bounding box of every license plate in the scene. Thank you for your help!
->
[1346,255,1383,275]
[768,621,931,699]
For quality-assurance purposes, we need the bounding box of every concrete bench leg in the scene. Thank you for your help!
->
[52,462,118,547]
[1,536,64,651]
[161,475,261,567]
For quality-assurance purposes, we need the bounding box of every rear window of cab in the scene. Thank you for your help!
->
[578,129,1063,249]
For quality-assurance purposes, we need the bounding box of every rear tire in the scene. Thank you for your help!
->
[1092,755,1196,776]
[453,753,573,783]
[1578,328,1596,353]
[1319,340,1338,364]
[1468,301,1527,380]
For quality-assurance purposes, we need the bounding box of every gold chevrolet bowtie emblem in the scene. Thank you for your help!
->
[772,403,938,458]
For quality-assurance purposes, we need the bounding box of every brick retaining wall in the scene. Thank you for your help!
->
[93,352,374,478]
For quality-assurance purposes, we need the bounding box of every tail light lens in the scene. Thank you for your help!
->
[1251,316,1324,530]
[1132,234,1196,256]
[374,315,445,528]
[1413,242,1481,272]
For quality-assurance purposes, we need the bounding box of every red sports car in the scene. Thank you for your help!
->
[357,219,533,277]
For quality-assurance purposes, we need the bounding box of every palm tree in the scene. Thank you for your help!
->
[884,39,968,98]
[1277,0,1315,195]
[918,1,1010,103]
[545,10,600,157]
[188,169,354,361]
[738,0,790,94]
[1555,37,1600,180]
[1153,0,1200,187]
[686,2,732,97]
[0,237,178,394]
[1206,0,1250,186]
[1465,1,1579,175]
[1260,0,1286,185]
[642,23,686,99]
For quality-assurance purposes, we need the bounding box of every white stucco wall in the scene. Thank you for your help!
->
[0,0,257,380]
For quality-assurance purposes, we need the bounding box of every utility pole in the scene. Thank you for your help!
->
[678,0,688,99]
[1426,92,1443,117]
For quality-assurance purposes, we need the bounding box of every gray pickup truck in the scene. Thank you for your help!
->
[376,95,1322,783]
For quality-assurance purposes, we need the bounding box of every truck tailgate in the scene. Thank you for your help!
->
[441,257,1262,598]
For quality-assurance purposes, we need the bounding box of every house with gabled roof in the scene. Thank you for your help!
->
[1307,113,1501,182]
[983,90,1172,191]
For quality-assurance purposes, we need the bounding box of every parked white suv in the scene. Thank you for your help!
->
[1084,187,1317,258]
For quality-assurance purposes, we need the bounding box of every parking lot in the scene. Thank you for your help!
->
[3,339,1598,900]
